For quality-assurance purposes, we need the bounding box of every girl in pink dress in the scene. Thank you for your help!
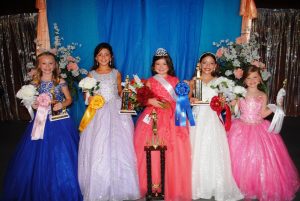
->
[134,48,191,201]
[227,65,300,201]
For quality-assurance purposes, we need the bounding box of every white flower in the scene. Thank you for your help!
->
[60,73,67,78]
[225,70,233,76]
[233,85,247,98]
[16,84,38,101]
[133,74,144,88]
[79,68,88,75]
[78,77,97,90]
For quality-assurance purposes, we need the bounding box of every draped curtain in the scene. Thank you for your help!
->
[46,0,241,123]
[252,9,300,116]
[0,13,37,121]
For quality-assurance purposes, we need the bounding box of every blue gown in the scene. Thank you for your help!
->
[1,81,82,201]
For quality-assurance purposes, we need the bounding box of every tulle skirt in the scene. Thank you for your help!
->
[78,98,140,201]
[2,115,82,201]
[134,106,191,201]
[228,119,300,201]
[190,105,243,201]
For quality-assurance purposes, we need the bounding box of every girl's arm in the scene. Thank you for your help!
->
[145,80,164,108]
[116,71,122,96]
[53,78,72,111]
[261,93,273,118]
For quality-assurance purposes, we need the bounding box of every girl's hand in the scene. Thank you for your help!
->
[53,102,63,111]
[32,101,39,110]
[148,98,165,108]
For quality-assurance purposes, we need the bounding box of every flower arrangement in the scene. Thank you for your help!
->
[51,23,88,97]
[210,76,246,101]
[24,23,88,98]
[213,34,271,90]
[78,77,100,96]
[16,84,38,120]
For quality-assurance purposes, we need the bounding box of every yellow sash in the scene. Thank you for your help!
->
[79,95,105,132]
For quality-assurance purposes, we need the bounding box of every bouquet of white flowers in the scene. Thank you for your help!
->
[16,84,38,120]
[78,77,100,94]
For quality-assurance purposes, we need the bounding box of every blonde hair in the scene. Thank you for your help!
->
[32,52,60,86]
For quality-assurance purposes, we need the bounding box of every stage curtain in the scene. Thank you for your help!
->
[0,13,37,121]
[252,9,300,116]
[46,0,241,124]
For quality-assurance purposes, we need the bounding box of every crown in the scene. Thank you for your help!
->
[155,48,168,56]
[199,52,216,61]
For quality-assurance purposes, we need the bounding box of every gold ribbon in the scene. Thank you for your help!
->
[79,95,105,132]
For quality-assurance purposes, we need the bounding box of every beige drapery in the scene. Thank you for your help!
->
[35,0,50,54]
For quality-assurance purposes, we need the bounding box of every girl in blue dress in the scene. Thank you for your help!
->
[1,52,82,201]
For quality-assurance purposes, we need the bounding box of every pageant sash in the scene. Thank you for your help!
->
[267,104,285,134]
[175,81,195,126]
[31,93,51,140]
[79,95,105,132]
[153,74,177,101]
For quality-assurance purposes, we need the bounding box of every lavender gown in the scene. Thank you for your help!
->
[78,69,140,201]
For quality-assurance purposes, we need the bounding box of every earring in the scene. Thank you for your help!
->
[109,60,112,66]
[96,61,99,66]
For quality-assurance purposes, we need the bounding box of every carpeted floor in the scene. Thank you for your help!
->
[0,117,299,200]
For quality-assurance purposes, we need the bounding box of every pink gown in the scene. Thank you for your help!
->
[134,75,191,201]
[228,96,300,201]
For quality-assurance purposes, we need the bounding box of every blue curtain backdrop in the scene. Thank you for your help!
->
[47,0,241,125]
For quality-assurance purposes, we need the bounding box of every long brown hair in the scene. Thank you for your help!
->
[151,55,175,76]
[32,52,60,86]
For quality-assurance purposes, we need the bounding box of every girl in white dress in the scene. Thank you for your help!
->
[189,52,243,201]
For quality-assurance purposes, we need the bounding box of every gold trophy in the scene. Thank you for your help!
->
[49,87,69,121]
[191,63,208,105]
[119,75,137,115]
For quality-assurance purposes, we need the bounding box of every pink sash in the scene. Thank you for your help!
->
[31,93,51,140]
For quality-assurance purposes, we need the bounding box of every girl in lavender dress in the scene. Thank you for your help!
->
[78,43,140,201]
[227,65,299,201]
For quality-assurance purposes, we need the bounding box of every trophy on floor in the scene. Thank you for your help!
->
[191,63,208,105]
[120,75,137,115]
[49,87,69,121]
[144,109,167,201]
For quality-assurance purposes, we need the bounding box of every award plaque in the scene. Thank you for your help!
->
[119,75,137,115]
[144,109,167,201]
[49,88,69,121]
[191,63,209,106]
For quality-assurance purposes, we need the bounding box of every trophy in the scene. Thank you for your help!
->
[144,109,167,201]
[191,63,208,105]
[120,75,137,115]
[49,87,69,121]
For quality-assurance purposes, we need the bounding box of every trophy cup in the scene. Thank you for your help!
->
[144,109,167,201]
[119,75,137,115]
[49,87,69,121]
[191,63,208,105]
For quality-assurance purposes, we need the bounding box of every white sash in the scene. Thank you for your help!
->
[153,74,177,101]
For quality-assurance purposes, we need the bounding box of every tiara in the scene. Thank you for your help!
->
[199,52,216,61]
[155,48,168,56]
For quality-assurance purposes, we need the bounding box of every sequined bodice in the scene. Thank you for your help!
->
[90,69,119,102]
[38,81,65,102]
[239,97,264,123]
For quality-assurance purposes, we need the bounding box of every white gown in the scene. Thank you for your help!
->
[190,79,243,201]
[78,69,140,201]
